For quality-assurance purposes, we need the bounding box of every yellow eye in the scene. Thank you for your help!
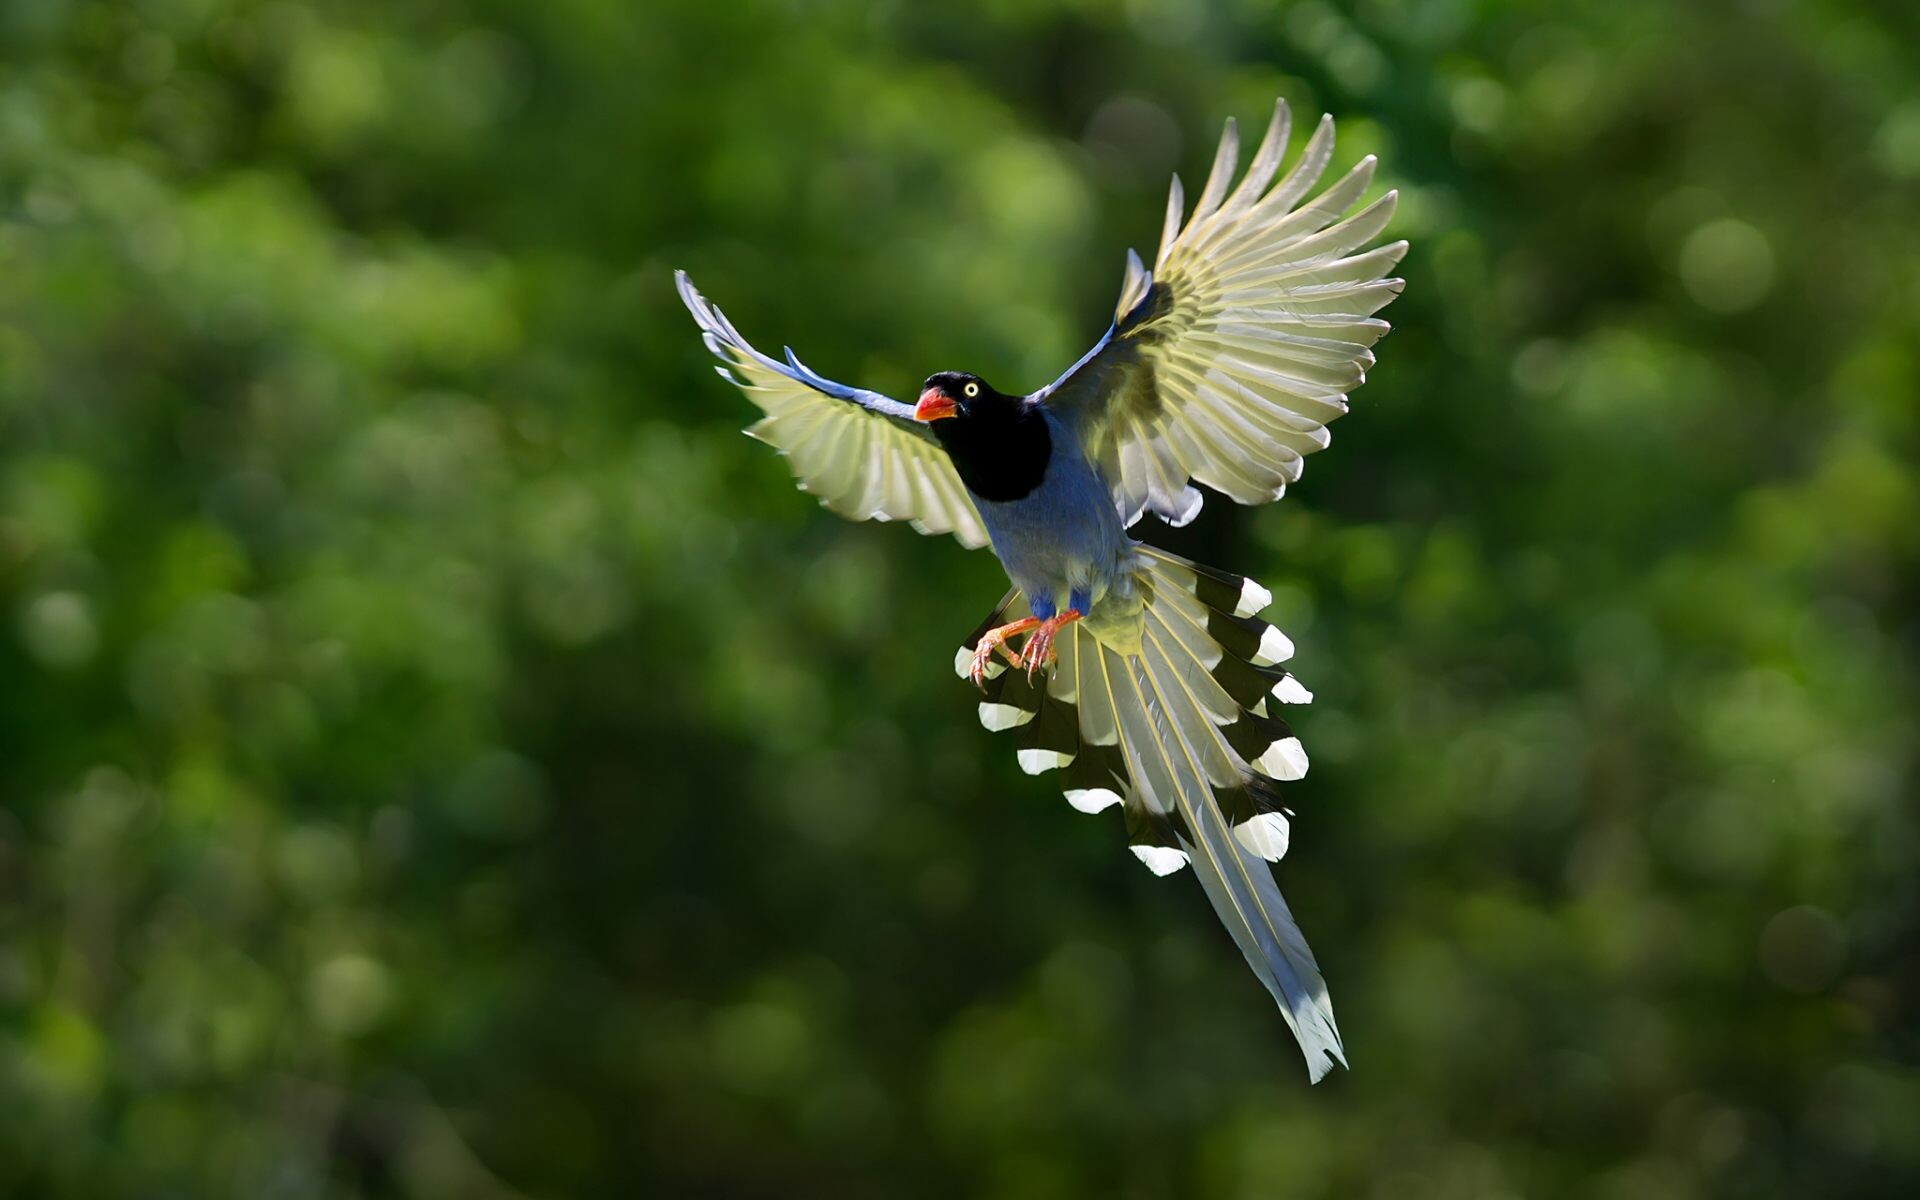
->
[964,382,980,398]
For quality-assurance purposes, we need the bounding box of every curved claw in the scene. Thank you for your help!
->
[967,617,1040,690]
[1021,609,1081,684]
[967,639,1009,689]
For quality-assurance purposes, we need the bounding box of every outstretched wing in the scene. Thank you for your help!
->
[677,271,989,549]
[1039,101,1407,527]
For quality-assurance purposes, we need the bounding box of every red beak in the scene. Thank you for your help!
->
[914,388,958,422]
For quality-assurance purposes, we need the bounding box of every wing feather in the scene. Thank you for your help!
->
[1038,103,1405,525]
[677,271,988,549]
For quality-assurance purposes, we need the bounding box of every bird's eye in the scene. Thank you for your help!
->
[964,382,980,398]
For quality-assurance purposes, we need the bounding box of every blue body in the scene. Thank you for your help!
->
[973,409,1131,619]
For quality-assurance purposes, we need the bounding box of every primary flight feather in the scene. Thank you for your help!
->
[678,99,1405,1082]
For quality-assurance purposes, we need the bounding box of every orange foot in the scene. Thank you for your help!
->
[1021,610,1082,683]
[967,617,1040,690]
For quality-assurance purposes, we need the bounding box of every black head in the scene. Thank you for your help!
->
[911,372,1021,423]
[914,371,1051,502]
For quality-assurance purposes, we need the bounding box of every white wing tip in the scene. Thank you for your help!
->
[978,702,1034,731]
[1251,625,1295,666]
[1234,578,1274,617]
[1233,811,1292,861]
[1269,675,1314,704]
[1159,485,1204,527]
[1064,787,1123,814]
[1130,845,1191,876]
[1017,748,1074,775]
[1254,736,1310,781]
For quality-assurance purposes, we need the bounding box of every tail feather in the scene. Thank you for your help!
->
[958,546,1345,1082]
[1133,644,1343,1081]
[1016,686,1080,775]
[1177,777,1344,1078]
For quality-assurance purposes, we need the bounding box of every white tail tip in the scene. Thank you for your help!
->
[1233,811,1293,861]
[1254,736,1310,781]
[1064,787,1123,814]
[978,702,1034,732]
[1130,845,1192,876]
[1235,577,1274,617]
[1252,625,1295,666]
[1270,676,1314,704]
[1017,748,1074,775]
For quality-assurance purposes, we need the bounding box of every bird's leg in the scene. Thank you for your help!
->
[968,617,1041,690]
[1021,609,1082,683]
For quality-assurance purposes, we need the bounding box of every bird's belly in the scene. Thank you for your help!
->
[974,453,1129,612]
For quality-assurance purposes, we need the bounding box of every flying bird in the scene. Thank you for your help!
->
[677,100,1404,1082]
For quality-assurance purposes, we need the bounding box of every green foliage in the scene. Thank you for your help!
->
[3,1,1917,1196]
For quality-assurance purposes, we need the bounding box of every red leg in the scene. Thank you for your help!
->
[968,617,1041,689]
[1021,609,1082,683]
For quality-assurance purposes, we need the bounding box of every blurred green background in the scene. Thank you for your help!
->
[3,0,1917,1196]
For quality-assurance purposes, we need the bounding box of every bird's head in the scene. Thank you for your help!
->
[914,372,1019,425]
[912,370,1049,500]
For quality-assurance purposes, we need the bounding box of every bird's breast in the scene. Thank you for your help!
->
[973,441,1128,599]
[945,415,1052,502]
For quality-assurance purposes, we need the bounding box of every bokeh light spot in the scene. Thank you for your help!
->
[1679,218,1774,313]
[1758,906,1846,994]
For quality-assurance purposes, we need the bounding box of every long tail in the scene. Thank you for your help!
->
[959,547,1343,1082]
